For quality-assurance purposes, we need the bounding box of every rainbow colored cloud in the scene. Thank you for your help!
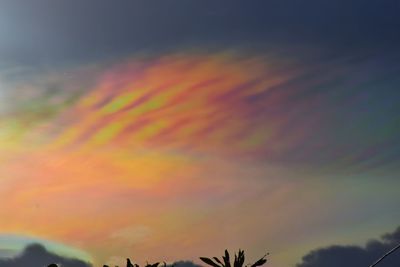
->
[0,51,399,267]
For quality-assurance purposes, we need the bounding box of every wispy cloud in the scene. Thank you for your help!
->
[0,50,399,267]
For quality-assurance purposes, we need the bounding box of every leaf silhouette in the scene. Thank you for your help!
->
[213,257,225,267]
[234,254,238,267]
[223,250,231,267]
[238,250,245,267]
[250,254,268,267]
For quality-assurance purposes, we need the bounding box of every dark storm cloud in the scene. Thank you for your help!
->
[297,227,400,267]
[0,243,91,267]
[0,0,399,65]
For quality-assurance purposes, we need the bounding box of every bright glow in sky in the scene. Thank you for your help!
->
[0,51,399,267]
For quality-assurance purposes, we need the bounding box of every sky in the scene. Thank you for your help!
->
[0,1,399,267]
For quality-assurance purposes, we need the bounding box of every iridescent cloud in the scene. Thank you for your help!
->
[0,51,399,267]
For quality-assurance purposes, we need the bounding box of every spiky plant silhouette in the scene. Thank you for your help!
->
[200,249,268,267]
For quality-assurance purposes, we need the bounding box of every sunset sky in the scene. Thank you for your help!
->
[0,1,399,267]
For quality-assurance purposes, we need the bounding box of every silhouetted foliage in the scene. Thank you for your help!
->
[200,249,268,267]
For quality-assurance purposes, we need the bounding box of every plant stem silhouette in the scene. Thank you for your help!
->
[368,243,400,267]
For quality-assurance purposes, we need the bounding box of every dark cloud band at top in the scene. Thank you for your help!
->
[0,0,399,66]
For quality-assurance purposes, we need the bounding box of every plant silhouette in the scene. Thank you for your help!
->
[47,250,267,267]
[200,249,268,267]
